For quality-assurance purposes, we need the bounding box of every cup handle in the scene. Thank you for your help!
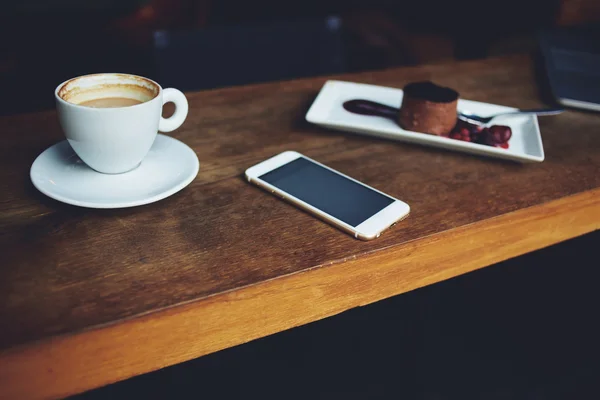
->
[159,88,189,133]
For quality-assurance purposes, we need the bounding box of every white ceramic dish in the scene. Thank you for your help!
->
[306,80,545,163]
[30,134,199,208]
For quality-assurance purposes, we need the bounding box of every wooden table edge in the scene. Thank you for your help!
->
[1,188,599,400]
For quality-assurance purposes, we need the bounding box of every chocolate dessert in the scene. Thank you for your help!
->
[341,82,512,149]
[398,81,459,136]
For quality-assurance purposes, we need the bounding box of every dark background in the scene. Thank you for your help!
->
[3,0,600,115]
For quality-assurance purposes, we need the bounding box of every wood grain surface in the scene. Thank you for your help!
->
[1,54,599,399]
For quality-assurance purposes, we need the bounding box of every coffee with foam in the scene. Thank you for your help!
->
[54,73,188,174]
[58,74,158,108]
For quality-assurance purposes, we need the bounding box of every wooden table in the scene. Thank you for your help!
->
[1,54,599,399]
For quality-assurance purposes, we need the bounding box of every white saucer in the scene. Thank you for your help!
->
[30,134,199,208]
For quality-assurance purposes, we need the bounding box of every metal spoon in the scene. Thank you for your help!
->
[342,99,565,126]
[458,108,564,125]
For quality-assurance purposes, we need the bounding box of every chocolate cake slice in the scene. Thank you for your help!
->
[398,81,459,136]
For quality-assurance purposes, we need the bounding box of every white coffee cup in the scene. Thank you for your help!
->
[55,73,188,174]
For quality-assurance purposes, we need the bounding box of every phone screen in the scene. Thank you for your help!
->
[259,157,394,227]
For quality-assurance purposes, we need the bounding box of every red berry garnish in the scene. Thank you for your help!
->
[472,128,493,146]
[489,125,512,144]
[453,118,511,147]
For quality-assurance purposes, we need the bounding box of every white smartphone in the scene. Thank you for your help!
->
[245,151,410,240]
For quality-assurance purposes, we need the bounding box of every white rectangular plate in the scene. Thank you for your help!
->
[306,80,545,163]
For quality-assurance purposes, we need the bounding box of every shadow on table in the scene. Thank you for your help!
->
[73,231,600,399]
